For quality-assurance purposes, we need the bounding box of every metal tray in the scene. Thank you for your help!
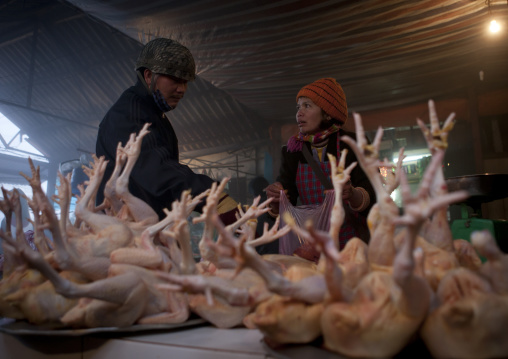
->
[0,317,207,337]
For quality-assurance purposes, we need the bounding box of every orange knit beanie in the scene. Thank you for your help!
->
[296,78,348,125]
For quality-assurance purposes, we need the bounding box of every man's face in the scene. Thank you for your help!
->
[155,74,188,109]
[145,70,188,109]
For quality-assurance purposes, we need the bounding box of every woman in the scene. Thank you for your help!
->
[265,78,375,256]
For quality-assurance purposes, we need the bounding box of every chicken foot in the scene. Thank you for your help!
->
[416,99,457,250]
[114,123,159,226]
[215,213,327,304]
[23,162,112,280]
[0,188,28,275]
[341,114,399,267]
[75,156,127,232]
[327,150,357,247]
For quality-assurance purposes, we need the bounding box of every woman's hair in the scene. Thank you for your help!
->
[318,109,342,130]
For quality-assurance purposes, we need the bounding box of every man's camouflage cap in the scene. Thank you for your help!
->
[135,38,196,81]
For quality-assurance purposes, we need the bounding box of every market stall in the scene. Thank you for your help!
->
[1,103,507,359]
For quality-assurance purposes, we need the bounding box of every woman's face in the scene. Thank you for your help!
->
[296,97,327,135]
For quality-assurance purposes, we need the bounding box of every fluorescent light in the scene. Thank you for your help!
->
[490,19,501,33]
[393,154,430,163]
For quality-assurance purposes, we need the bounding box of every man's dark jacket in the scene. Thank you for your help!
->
[96,80,214,218]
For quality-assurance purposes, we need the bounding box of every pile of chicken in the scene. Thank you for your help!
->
[1,101,507,359]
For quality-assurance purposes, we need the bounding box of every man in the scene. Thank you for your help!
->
[96,38,238,221]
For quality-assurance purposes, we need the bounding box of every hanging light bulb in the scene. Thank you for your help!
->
[489,19,501,33]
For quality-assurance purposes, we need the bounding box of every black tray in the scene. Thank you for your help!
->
[446,173,508,205]
[0,317,206,337]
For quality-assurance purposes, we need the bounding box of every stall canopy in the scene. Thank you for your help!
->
[0,0,507,186]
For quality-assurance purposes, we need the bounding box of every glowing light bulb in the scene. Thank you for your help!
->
[489,19,501,33]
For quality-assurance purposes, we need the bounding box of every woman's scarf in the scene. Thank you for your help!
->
[286,124,340,152]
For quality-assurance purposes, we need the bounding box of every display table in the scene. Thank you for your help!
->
[0,319,430,358]
[0,325,276,359]
[0,322,356,359]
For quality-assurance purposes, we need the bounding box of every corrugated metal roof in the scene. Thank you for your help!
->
[67,0,508,117]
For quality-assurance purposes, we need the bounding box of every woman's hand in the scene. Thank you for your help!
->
[265,182,284,201]
[264,182,285,215]
[342,180,354,201]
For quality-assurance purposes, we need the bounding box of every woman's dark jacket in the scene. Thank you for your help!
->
[277,130,376,219]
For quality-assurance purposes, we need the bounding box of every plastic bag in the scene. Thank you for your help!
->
[278,190,335,255]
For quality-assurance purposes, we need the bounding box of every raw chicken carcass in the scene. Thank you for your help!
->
[241,152,358,346]
[392,100,482,289]
[160,267,270,329]
[421,231,508,359]
[248,294,324,346]
[11,200,197,328]
[1,196,149,328]
[0,188,46,320]
[3,268,87,326]
[156,196,288,329]
[0,126,197,328]
[321,122,467,358]
[243,244,325,345]
[0,186,89,325]
[27,158,114,281]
